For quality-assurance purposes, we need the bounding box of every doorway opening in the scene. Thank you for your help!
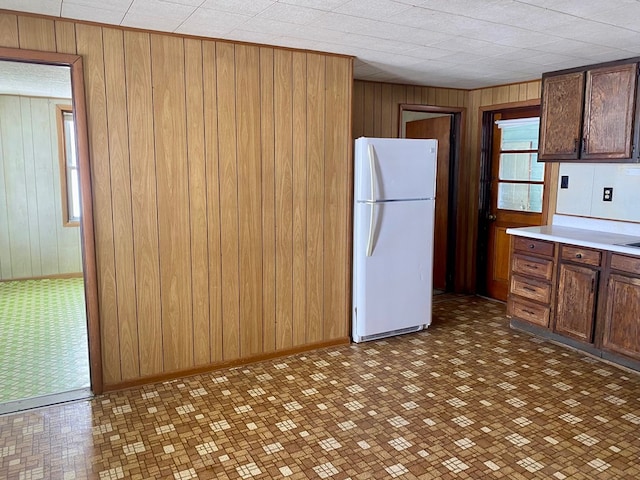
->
[400,105,463,293]
[0,49,101,414]
[477,103,552,301]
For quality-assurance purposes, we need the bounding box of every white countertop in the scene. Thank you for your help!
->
[506,224,640,256]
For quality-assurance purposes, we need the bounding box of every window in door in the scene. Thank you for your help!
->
[495,117,543,213]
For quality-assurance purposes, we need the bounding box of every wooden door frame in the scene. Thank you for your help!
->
[399,104,465,292]
[0,47,103,395]
[476,99,558,296]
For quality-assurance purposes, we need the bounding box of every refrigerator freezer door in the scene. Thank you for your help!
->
[355,137,437,202]
[353,199,435,342]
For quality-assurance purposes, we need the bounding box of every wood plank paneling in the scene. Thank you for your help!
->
[75,23,121,384]
[5,12,353,389]
[54,20,76,54]
[184,38,210,366]
[17,16,55,52]
[123,30,163,376]
[236,44,263,357]
[306,53,325,344]
[260,47,276,354]
[292,51,307,347]
[0,13,19,48]
[216,42,241,361]
[103,27,139,380]
[324,57,350,340]
[274,49,294,350]
[202,40,223,363]
[151,34,193,372]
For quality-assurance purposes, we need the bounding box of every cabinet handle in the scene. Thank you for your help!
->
[529,244,535,249]
[523,286,536,292]
[573,138,578,153]
[525,264,538,270]
[523,309,535,315]
[591,278,595,294]
[576,253,583,259]
[582,137,587,154]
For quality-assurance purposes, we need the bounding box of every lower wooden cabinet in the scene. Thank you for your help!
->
[555,263,598,342]
[601,255,640,360]
[508,238,640,370]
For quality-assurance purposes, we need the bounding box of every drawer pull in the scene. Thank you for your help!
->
[523,286,536,292]
[523,309,535,315]
[575,253,582,259]
[525,264,538,269]
[529,244,535,249]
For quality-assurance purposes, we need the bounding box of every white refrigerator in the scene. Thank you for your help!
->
[352,137,437,343]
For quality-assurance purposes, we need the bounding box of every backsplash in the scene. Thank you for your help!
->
[555,163,640,223]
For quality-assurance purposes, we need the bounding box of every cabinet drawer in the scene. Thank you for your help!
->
[513,237,555,257]
[508,298,550,327]
[561,245,601,266]
[510,275,551,304]
[512,254,554,281]
[611,254,640,275]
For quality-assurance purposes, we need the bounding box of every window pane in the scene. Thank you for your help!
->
[69,168,81,221]
[499,153,544,181]
[498,183,543,213]
[63,112,77,168]
[498,117,539,150]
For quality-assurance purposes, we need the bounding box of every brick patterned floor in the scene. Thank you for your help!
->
[1,294,639,479]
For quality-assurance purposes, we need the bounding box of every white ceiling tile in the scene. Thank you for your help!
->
[278,0,348,11]
[175,8,252,37]
[0,0,61,16]
[333,0,411,20]
[199,0,276,16]
[122,13,190,33]
[62,2,127,25]
[126,0,196,21]
[260,3,328,25]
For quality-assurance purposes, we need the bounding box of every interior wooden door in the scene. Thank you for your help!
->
[486,108,543,301]
[406,116,450,291]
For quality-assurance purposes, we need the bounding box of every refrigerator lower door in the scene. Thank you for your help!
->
[353,200,435,342]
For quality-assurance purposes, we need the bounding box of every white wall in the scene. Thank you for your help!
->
[556,163,640,223]
[0,95,82,280]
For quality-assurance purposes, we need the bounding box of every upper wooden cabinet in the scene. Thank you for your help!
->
[539,60,640,163]
[539,72,584,160]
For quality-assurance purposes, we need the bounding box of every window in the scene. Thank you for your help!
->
[495,117,543,213]
[57,105,81,226]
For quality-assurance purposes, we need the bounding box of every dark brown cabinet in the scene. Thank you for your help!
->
[539,72,584,160]
[601,254,640,361]
[507,238,556,328]
[539,60,639,163]
[554,246,601,342]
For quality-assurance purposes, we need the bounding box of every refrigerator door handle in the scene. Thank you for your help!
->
[366,144,377,256]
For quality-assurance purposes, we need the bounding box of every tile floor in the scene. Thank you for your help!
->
[1,294,640,479]
[0,278,90,403]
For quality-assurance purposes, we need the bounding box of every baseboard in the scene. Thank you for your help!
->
[103,337,351,393]
[0,272,83,282]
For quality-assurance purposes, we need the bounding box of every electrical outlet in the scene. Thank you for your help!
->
[560,175,569,189]
[603,187,613,202]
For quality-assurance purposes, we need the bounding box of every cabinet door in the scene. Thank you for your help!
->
[602,273,640,359]
[539,72,584,160]
[582,63,638,160]
[555,263,598,342]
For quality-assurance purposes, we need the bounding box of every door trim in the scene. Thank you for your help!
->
[399,104,465,292]
[0,47,103,395]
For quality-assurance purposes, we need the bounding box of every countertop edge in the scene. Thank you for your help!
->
[506,227,640,257]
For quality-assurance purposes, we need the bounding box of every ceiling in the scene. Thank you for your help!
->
[3,0,640,89]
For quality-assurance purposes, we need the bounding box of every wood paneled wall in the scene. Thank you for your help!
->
[0,12,352,388]
[352,79,541,292]
[353,80,467,138]
[0,95,82,280]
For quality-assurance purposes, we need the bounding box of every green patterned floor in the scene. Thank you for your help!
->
[0,278,90,403]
